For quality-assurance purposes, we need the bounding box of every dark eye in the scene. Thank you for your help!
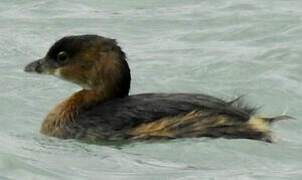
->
[57,51,68,62]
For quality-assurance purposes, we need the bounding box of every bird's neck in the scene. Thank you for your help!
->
[40,55,131,138]
[40,86,118,138]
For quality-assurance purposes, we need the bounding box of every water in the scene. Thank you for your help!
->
[0,0,302,179]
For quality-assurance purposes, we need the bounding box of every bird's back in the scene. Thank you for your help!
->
[64,93,262,141]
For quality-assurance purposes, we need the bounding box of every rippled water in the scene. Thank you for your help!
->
[1,0,302,179]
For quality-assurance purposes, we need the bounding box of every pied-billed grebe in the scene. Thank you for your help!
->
[25,35,290,142]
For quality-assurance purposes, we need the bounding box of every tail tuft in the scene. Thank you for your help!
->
[263,115,295,123]
[227,95,259,116]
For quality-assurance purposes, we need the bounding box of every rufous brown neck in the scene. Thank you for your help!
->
[40,85,119,138]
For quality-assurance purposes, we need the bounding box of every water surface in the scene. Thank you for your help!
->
[1,0,302,179]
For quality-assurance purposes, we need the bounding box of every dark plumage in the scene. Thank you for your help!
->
[24,34,290,143]
[77,93,252,130]
[67,93,260,140]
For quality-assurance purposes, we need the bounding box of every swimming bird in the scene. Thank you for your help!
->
[24,35,289,142]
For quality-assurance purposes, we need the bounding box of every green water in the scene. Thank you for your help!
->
[0,0,302,179]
